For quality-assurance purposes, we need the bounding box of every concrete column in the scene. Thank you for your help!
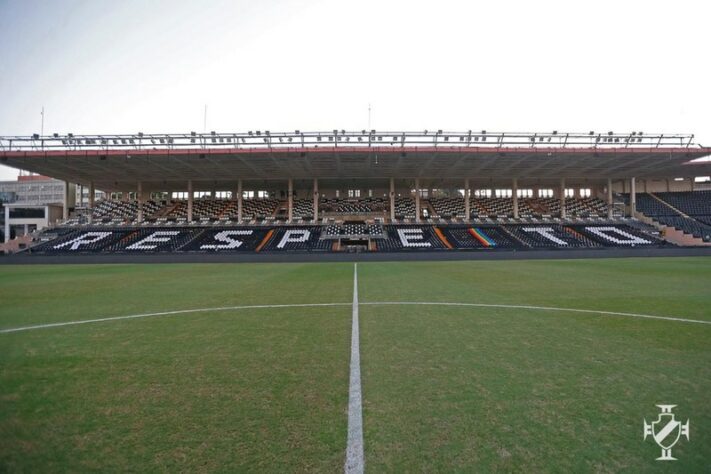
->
[512,178,519,219]
[287,178,293,223]
[560,178,566,219]
[122,191,129,203]
[630,177,636,216]
[464,178,471,222]
[137,181,144,223]
[187,180,194,222]
[666,179,670,192]
[414,178,421,223]
[63,181,70,220]
[4,206,9,243]
[607,178,613,219]
[88,182,95,224]
[389,178,395,221]
[690,177,695,192]
[313,178,319,222]
[237,179,243,223]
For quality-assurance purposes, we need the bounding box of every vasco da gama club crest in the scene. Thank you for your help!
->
[643,405,690,460]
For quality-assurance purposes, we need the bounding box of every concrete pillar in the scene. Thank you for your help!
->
[122,191,129,203]
[4,206,9,243]
[560,178,566,219]
[313,178,319,222]
[607,178,613,219]
[414,178,421,223]
[389,178,395,221]
[464,178,471,222]
[512,178,519,219]
[690,177,695,192]
[63,181,70,220]
[666,179,670,192]
[187,180,194,222]
[137,181,144,223]
[88,182,95,224]
[237,179,243,223]
[287,178,293,223]
[630,177,636,216]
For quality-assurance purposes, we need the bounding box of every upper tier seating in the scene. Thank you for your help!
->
[634,192,711,240]
[393,198,416,219]
[320,198,387,214]
[655,191,711,216]
[292,199,314,219]
[92,200,164,222]
[429,197,609,218]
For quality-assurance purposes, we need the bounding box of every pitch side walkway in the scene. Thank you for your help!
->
[2,246,711,265]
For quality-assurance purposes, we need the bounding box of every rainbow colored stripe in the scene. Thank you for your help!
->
[468,228,496,247]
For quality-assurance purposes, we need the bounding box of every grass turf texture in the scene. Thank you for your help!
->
[1,258,710,472]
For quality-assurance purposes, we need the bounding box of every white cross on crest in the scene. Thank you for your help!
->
[643,404,690,460]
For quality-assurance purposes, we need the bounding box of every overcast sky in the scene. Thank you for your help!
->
[1,0,709,180]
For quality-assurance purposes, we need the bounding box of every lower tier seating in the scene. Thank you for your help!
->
[30,222,671,254]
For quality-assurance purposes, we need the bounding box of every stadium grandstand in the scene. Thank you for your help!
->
[1,129,711,255]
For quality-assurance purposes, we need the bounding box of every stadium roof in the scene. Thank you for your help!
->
[2,131,710,190]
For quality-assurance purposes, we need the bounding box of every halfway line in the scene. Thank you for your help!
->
[345,263,365,474]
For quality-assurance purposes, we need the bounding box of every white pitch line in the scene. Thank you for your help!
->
[360,302,711,325]
[0,303,351,334]
[2,299,707,335]
[345,263,365,474]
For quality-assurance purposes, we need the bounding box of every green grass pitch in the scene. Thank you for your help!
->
[1,258,709,472]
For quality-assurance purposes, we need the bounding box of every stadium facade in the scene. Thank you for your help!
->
[1,130,710,253]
